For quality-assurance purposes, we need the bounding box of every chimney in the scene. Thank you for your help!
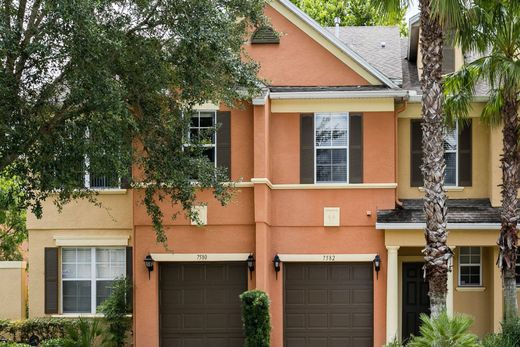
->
[334,17,340,38]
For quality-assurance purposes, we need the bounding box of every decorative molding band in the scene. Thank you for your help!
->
[250,178,397,190]
[0,261,26,269]
[278,253,377,262]
[54,236,130,246]
[377,223,502,230]
[151,253,251,262]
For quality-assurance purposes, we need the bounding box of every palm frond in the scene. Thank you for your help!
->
[369,0,411,22]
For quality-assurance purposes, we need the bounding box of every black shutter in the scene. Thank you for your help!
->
[126,247,133,312]
[442,44,455,74]
[349,114,363,183]
[411,120,423,187]
[44,248,59,314]
[458,120,472,186]
[300,114,315,183]
[216,111,231,177]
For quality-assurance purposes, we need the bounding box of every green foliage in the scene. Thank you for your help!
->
[482,318,520,347]
[291,0,406,35]
[0,177,26,261]
[383,339,403,347]
[407,312,480,347]
[0,0,267,244]
[61,318,102,347]
[40,339,66,347]
[0,318,75,343]
[0,343,30,347]
[240,290,271,347]
[97,278,132,347]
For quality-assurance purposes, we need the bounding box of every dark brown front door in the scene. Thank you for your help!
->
[284,263,374,347]
[159,262,247,347]
[402,262,430,343]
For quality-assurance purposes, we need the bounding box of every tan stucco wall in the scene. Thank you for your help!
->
[0,263,27,319]
[28,191,133,317]
[398,103,490,199]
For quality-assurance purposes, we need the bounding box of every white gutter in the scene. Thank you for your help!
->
[270,89,409,100]
[252,88,269,105]
[376,222,502,230]
[277,0,400,89]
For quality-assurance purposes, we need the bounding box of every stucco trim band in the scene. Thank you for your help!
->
[150,253,251,262]
[251,178,397,190]
[0,261,26,269]
[270,98,395,113]
[376,223,501,230]
[54,235,130,246]
[278,253,377,262]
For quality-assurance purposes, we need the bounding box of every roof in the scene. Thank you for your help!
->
[377,199,502,225]
[401,38,421,93]
[275,0,400,89]
[325,26,403,83]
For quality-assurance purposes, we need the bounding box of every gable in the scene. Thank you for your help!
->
[245,2,388,87]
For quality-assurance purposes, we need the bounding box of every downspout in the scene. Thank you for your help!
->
[394,99,408,208]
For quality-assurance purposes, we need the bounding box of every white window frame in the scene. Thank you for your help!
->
[458,246,482,287]
[444,123,458,187]
[187,110,218,168]
[314,112,349,184]
[60,247,126,315]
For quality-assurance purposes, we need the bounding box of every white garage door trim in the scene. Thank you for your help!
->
[278,253,377,262]
[151,253,250,262]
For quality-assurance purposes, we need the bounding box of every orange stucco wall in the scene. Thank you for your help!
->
[245,5,370,86]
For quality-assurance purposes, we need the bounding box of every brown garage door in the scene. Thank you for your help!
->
[284,262,373,347]
[159,262,247,347]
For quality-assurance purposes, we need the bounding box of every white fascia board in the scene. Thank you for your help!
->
[269,89,409,100]
[376,222,502,230]
[277,0,400,89]
[407,92,489,103]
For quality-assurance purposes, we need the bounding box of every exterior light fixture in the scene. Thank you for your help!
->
[373,254,381,279]
[247,254,255,280]
[273,255,281,279]
[144,254,154,280]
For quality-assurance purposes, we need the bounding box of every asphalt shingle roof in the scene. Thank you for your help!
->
[377,199,502,224]
[326,26,403,82]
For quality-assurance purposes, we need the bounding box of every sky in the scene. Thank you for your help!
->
[406,1,419,21]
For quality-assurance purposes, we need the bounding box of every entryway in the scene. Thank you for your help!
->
[402,262,429,343]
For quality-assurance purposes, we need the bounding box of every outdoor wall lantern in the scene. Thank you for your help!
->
[373,254,381,279]
[247,254,255,279]
[144,254,154,280]
[273,254,281,279]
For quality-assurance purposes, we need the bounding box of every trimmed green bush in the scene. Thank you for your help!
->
[240,290,271,347]
[41,339,66,347]
[0,318,76,343]
[408,312,480,347]
[97,277,132,347]
[0,343,30,347]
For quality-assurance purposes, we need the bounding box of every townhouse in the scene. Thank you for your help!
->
[26,1,520,347]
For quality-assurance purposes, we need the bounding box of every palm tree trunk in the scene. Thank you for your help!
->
[498,93,519,321]
[419,0,451,318]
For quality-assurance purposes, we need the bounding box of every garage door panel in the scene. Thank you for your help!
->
[160,263,246,347]
[284,263,373,347]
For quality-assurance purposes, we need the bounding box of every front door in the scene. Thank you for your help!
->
[402,262,429,343]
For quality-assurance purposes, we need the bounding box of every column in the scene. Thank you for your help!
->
[447,246,456,317]
[386,246,400,343]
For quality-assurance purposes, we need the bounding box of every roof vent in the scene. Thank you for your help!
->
[334,17,340,38]
[381,41,386,48]
[251,27,279,44]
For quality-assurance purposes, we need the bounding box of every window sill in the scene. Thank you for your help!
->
[419,186,465,192]
[93,188,127,195]
[51,313,132,318]
[456,286,486,292]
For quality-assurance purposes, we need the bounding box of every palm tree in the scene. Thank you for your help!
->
[371,0,466,317]
[444,0,520,321]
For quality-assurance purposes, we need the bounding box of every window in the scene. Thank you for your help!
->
[444,124,458,186]
[315,113,349,183]
[61,248,126,314]
[459,247,481,286]
[189,111,217,166]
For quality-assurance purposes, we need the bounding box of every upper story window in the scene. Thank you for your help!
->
[189,111,217,166]
[459,246,482,287]
[315,113,349,183]
[410,120,472,187]
[62,247,126,314]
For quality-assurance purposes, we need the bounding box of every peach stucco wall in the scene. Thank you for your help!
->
[245,5,370,86]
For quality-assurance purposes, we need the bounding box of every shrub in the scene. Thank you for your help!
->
[61,318,102,347]
[97,277,132,347]
[240,290,271,347]
[41,339,66,347]
[383,339,403,347]
[407,312,480,347]
[0,343,30,347]
[0,318,75,343]
[483,317,520,347]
